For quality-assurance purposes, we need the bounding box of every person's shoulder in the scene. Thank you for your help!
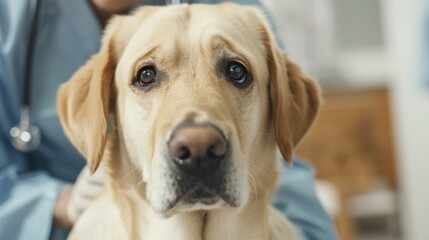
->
[0,0,28,44]
[0,0,28,22]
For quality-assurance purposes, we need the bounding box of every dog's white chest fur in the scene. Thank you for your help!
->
[70,190,299,240]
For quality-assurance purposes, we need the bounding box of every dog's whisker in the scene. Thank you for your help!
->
[122,165,141,180]
[247,168,259,201]
[134,176,146,192]
[246,161,261,200]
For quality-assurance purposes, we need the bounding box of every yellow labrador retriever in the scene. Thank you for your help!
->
[57,3,320,240]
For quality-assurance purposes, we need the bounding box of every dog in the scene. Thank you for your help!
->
[57,3,320,240]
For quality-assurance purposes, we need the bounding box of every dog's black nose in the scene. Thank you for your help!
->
[168,124,228,174]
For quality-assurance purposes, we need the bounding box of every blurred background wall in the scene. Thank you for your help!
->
[262,0,429,239]
[384,1,429,240]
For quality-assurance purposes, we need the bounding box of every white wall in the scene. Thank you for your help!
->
[262,0,390,86]
[382,0,429,239]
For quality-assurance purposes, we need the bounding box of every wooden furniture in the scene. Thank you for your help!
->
[295,87,397,240]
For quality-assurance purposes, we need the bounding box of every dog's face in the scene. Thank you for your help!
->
[58,4,320,216]
[115,5,275,214]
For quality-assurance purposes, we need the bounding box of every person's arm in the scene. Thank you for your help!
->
[272,158,337,240]
[0,1,71,239]
[0,162,69,240]
[0,116,69,240]
[0,1,144,238]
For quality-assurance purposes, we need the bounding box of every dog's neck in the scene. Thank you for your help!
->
[102,132,279,240]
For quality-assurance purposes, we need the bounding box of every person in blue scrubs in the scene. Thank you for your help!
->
[0,0,336,239]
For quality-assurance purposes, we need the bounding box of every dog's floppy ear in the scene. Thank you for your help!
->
[248,8,321,164]
[57,8,159,173]
[56,14,136,173]
[57,33,116,173]
[270,51,320,164]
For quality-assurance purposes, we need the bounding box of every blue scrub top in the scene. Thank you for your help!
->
[0,0,336,239]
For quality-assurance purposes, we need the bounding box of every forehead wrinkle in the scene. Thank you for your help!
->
[124,5,192,62]
[135,46,161,64]
[203,34,257,82]
[154,5,191,69]
[121,45,161,80]
[210,35,251,61]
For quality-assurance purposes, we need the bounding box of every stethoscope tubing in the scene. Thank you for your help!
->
[23,0,40,107]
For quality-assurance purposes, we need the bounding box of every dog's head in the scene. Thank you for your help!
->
[57,3,320,216]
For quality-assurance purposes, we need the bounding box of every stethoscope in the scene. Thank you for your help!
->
[9,0,41,152]
[9,0,181,152]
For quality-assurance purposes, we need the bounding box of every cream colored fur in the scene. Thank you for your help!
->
[57,3,320,240]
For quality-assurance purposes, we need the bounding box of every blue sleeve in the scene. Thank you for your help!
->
[272,158,337,240]
[0,1,67,239]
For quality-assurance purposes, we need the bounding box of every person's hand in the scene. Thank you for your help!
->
[67,166,105,223]
[53,166,105,228]
[53,186,73,228]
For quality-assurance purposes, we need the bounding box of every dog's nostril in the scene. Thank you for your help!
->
[207,142,227,159]
[207,146,217,159]
[178,146,191,160]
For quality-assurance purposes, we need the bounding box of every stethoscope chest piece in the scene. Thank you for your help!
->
[10,107,41,152]
[9,0,42,153]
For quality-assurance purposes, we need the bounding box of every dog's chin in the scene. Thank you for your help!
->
[152,188,241,218]
[175,197,225,212]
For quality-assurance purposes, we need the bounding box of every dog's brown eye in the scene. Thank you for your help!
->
[226,62,247,84]
[137,66,157,86]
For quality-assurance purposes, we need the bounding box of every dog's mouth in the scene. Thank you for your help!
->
[163,185,232,213]
[183,188,219,205]
[157,177,242,215]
